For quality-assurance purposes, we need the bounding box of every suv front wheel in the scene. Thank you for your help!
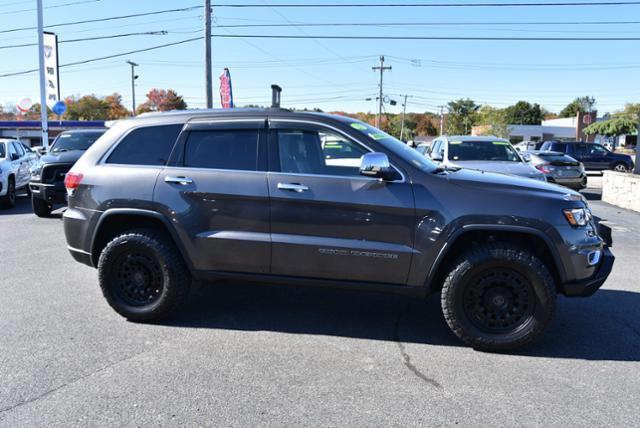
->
[98,229,190,322]
[441,243,556,352]
[32,196,53,217]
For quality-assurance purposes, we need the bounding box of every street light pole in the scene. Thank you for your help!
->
[36,0,49,149]
[126,60,138,116]
[399,94,410,141]
[438,105,445,135]
[205,0,213,109]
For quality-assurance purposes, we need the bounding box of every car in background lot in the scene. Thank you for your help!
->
[514,140,544,152]
[526,151,587,190]
[62,110,614,352]
[540,141,634,172]
[429,136,547,181]
[29,128,106,217]
[415,142,431,157]
[0,139,37,208]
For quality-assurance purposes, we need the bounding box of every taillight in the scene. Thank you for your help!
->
[536,164,551,174]
[64,172,84,189]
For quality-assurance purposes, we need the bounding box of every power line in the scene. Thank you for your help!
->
[0,37,202,78]
[210,1,640,7]
[210,33,640,41]
[1,0,100,15]
[0,31,169,50]
[0,5,203,34]
[211,20,640,28]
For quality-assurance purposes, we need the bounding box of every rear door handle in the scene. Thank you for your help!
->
[165,176,193,185]
[277,182,309,192]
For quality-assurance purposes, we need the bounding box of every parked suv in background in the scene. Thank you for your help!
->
[0,139,37,208]
[29,128,105,217]
[540,141,634,172]
[429,136,547,181]
[63,109,614,352]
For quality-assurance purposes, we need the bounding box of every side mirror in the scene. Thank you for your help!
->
[522,153,532,163]
[10,153,20,161]
[431,149,444,162]
[360,152,394,180]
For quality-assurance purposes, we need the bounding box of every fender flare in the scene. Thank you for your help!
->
[425,224,567,288]
[90,208,193,270]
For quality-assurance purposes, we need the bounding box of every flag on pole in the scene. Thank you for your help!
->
[219,68,234,109]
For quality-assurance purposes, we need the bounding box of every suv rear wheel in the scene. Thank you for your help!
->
[441,243,556,352]
[613,162,628,173]
[32,196,53,217]
[98,229,190,322]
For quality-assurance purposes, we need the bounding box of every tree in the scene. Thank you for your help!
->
[105,93,130,119]
[446,98,480,135]
[63,95,109,120]
[559,96,596,118]
[503,101,544,125]
[475,105,509,138]
[414,113,438,136]
[583,117,637,137]
[136,89,187,114]
[613,103,640,122]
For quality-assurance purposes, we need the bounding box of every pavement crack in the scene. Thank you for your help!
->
[0,349,149,416]
[392,304,442,389]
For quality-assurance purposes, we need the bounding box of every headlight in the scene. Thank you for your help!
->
[563,207,592,227]
[30,160,43,178]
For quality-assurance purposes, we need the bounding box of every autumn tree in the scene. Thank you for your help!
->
[63,95,109,120]
[136,89,187,114]
[105,93,131,119]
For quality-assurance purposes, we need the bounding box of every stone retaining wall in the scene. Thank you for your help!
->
[602,171,640,212]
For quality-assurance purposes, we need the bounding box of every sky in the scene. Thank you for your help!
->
[1,0,640,116]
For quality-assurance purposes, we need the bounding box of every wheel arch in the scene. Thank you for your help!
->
[90,208,192,270]
[426,225,567,293]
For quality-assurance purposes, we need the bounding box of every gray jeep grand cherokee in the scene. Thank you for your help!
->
[63,109,614,352]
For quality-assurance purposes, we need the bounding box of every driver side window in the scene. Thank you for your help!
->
[276,128,369,177]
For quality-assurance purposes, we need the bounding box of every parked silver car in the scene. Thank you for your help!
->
[0,139,37,208]
[526,151,587,190]
[428,136,546,181]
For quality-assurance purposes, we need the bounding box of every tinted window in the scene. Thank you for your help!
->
[107,125,182,166]
[52,131,104,153]
[574,143,588,154]
[21,143,33,153]
[277,129,367,176]
[0,143,5,158]
[8,142,18,158]
[183,130,259,170]
[448,140,521,162]
[12,142,25,157]
[588,144,608,155]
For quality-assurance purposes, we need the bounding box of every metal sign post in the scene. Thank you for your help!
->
[36,0,49,150]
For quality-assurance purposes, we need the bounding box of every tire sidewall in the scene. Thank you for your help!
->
[442,247,556,351]
[99,234,181,320]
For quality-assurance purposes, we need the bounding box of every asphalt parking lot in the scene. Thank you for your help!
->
[1,180,639,427]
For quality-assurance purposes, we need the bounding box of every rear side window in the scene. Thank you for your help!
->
[183,130,259,171]
[0,143,5,158]
[107,124,182,166]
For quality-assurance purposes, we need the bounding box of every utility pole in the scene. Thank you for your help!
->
[399,94,411,141]
[438,105,445,135]
[372,55,391,128]
[126,61,138,116]
[36,0,49,150]
[205,0,213,109]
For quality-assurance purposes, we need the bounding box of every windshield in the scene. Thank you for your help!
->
[345,120,438,173]
[448,140,521,162]
[535,153,579,166]
[0,143,5,158]
[51,132,102,153]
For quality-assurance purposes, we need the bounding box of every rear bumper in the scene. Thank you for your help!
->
[561,247,615,297]
[67,245,94,267]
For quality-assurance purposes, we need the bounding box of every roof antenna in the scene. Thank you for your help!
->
[271,84,282,108]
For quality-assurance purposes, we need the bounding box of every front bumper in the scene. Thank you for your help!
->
[561,247,615,297]
[29,180,67,204]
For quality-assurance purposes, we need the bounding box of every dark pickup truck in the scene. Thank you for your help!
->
[540,141,634,172]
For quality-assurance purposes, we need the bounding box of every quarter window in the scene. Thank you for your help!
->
[276,129,368,176]
[107,124,182,166]
[183,130,259,171]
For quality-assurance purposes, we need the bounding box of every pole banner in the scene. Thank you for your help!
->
[219,68,234,109]
[43,32,60,109]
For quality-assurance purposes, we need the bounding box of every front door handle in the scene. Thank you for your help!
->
[277,182,309,192]
[165,176,193,185]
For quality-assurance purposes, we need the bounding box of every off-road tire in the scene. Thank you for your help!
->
[0,177,16,208]
[32,196,53,217]
[441,243,556,352]
[98,229,190,322]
